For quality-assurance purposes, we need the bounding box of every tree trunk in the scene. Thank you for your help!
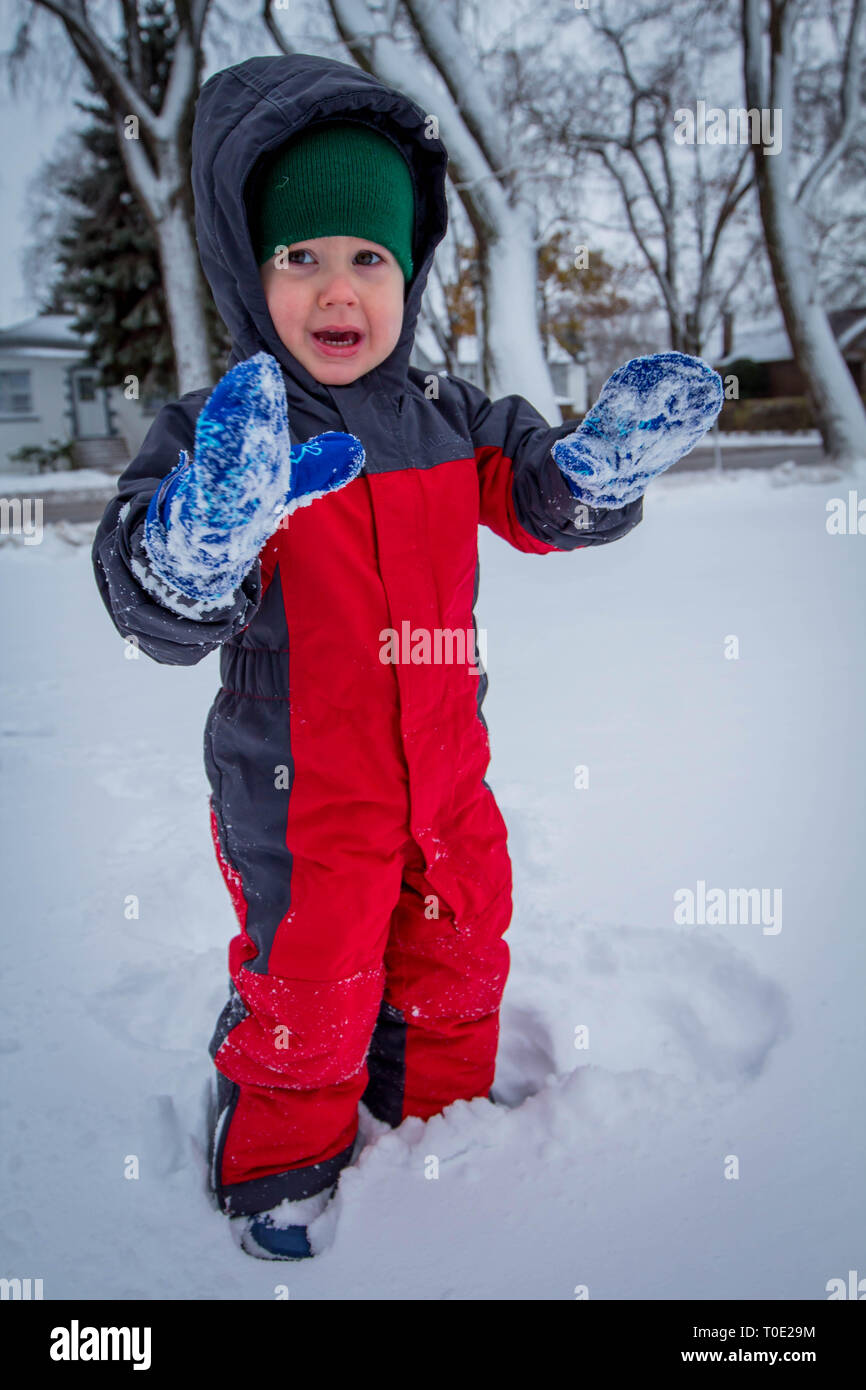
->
[480,203,561,421]
[743,0,866,466]
[758,183,866,463]
[151,190,214,394]
[31,0,214,398]
[313,0,562,420]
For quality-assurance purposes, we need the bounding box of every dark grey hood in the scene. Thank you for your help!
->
[191,53,450,417]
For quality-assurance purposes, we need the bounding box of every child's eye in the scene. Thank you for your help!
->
[284,248,383,266]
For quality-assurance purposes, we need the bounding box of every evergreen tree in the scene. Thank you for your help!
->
[39,0,228,400]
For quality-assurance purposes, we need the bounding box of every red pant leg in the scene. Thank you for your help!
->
[362,781,513,1124]
[207,800,412,1215]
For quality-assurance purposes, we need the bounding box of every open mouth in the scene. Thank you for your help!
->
[314,330,361,345]
[311,329,364,355]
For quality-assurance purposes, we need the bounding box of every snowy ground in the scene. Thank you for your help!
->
[713,430,821,447]
[0,467,117,492]
[1,462,864,1300]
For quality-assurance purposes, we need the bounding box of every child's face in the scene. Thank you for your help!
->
[259,236,406,385]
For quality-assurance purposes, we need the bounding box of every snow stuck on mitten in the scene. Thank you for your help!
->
[552,352,724,508]
[142,352,364,602]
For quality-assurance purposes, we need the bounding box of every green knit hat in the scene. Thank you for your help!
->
[250,120,415,282]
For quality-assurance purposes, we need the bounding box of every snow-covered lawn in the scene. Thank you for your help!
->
[714,430,822,447]
[1,464,863,1300]
[0,467,118,493]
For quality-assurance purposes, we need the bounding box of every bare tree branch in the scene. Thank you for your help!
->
[27,0,217,391]
[796,0,866,209]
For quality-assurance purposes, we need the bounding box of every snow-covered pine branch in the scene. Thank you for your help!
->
[27,0,215,394]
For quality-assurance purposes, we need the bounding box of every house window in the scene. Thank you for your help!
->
[549,362,569,396]
[0,370,33,414]
[141,390,171,416]
[76,375,97,402]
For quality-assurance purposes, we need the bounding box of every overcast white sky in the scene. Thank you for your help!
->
[0,65,82,325]
[0,2,781,353]
[0,2,273,328]
[0,2,605,330]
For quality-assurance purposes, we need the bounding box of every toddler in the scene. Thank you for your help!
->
[92,52,722,1260]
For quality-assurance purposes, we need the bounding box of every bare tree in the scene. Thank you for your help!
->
[743,0,866,464]
[265,0,566,420]
[531,0,758,359]
[15,0,216,394]
[793,0,866,314]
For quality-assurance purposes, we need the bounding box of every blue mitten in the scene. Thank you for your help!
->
[552,352,724,508]
[143,351,364,603]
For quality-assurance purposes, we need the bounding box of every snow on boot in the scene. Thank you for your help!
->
[552,351,723,508]
[235,1184,336,1261]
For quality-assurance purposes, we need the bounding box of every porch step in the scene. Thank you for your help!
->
[72,436,131,474]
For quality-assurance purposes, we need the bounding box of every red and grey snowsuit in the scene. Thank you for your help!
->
[92,53,643,1216]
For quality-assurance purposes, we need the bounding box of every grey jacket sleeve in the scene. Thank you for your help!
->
[91,391,262,666]
[449,375,643,552]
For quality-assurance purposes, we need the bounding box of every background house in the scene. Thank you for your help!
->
[412,322,588,418]
[715,308,866,398]
[0,314,163,475]
[0,311,588,478]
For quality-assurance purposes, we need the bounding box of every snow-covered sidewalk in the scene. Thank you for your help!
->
[0,467,118,493]
[1,464,863,1299]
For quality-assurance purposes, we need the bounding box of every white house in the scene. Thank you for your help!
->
[0,312,587,478]
[0,314,161,475]
[411,322,588,417]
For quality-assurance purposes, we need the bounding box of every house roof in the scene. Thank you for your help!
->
[717,322,792,366]
[0,314,91,353]
[717,306,866,366]
[828,307,866,353]
[411,322,578,372]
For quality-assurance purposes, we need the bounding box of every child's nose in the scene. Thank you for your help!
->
[318,273,358,306]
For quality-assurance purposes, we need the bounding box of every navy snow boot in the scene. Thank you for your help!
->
[235,1184,336,1261]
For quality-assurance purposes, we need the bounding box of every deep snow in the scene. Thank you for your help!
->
[0,462,863,1300]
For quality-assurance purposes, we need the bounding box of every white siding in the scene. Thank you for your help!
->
[0,350,78,472]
